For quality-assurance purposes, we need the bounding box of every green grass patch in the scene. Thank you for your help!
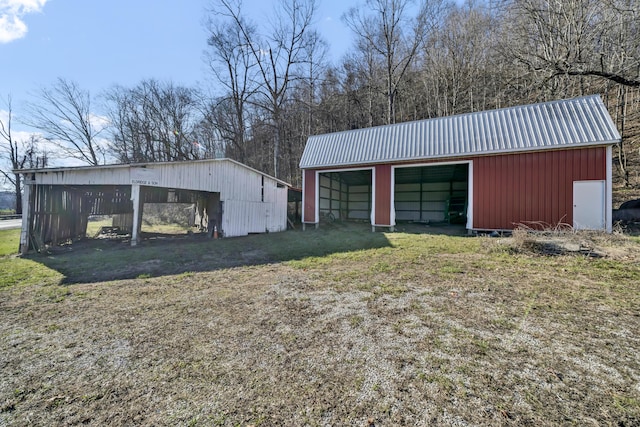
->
[0,228,20,256]
[0,230,63,290]
[612,394,640,419]
[0,258,63,289]
[85,218,113,236]
[387,232,479,254]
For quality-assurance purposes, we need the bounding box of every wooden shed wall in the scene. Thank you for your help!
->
[31,185,90,246]
[472,146,607,230]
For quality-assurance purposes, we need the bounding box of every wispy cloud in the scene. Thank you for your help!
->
[89,113,110,132]
[0,109,41,144]
[0,0,48,43]
[0,109,9,125]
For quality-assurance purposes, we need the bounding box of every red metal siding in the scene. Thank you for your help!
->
[303,169,316,223]
[473,147,607,230]
[375,164,392,225]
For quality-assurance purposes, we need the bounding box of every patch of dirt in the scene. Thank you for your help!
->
[507,228,640,260]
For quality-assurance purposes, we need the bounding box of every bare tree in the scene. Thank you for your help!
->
[299,29,328,136]
[502,0,640,88]
[275,29,329,184]
[343,0,446,125]
[106,80,204,163]
[421,0,499,116]
[191,105,225,160]
[25,78,105,166]
[205,16,259,163]
[1,96,44,214]
[209,0,318,178]
[343,46,386,127]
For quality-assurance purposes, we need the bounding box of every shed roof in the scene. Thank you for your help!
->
[17,158,291,187]
[299,95,621,169]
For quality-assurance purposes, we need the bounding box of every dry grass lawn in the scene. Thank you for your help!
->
[1,223,640,426]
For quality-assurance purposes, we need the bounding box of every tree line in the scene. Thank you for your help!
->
[2,0,639,214]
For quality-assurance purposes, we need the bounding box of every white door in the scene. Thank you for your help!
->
[573,180,605,230]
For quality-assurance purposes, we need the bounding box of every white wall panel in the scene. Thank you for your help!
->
[28,159,289,238]
[269,188,288,232]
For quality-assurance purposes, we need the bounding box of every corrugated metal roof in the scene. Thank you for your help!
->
[299,95,621,169]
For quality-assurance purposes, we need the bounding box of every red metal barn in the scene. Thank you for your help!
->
[299,96,621,233]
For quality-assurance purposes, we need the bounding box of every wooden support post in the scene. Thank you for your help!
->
[131,184,142,246]
[19,180,33,254]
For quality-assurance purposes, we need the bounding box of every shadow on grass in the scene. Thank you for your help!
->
[24,222,394,285]
[392,222,468,236]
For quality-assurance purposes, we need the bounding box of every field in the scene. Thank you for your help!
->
[1,223,640,426]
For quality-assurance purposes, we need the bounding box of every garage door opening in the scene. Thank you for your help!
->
[394,163,469,226]
[318,170,372,224]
